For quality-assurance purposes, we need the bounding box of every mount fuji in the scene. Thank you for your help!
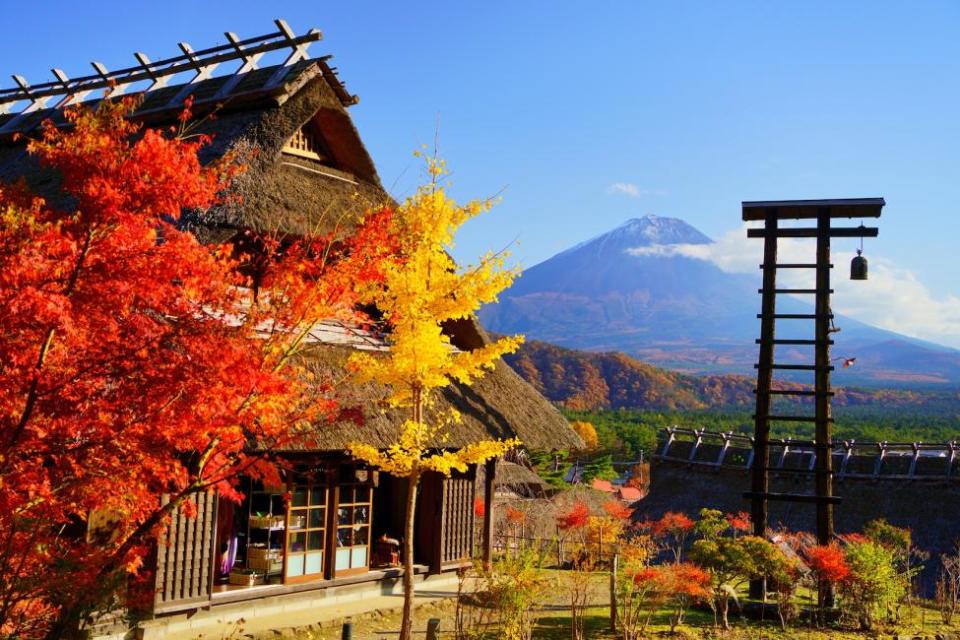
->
[480,215,960,387]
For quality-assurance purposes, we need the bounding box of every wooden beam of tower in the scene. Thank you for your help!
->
[815,207,837,604]
[482,457,496,571]
[749,209,778,599]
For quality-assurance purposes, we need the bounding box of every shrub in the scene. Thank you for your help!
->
[840,540,907,631]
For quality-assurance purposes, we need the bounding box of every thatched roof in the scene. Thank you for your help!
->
[286,344,579,452]
[0,59,385,237]
[0,45,581,454]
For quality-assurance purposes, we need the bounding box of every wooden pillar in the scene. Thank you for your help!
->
[815,209,836,605]
[482,457,496,570]
[750,209,777,599]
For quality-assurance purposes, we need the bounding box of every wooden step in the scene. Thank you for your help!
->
[753,389,834,397]
[747,227,878,239]
[757,313,834,320]
[754,363,835,371]
[754,415,834,423]
[760,263,833,269]
[743,491,843,505]
[759,288,833,294]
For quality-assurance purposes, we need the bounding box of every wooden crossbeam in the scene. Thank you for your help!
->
[0,20,323,112]
[759,288,833,294]
[757,313,834,319]
[743,491,843,505]
[754,363,835,371]
[747,226,879,238]
[760,263,833,269]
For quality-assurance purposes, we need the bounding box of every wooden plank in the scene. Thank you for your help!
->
[756,389,834,397]
[759,288,832,294]
[757,313,834,319]
[744,491,843,505]
[755,364,835,371]
[760,263,832,269]
[155,495,169,606]
[814,209,836,550]
[183,496,195,598]
[742,198,884,221]
[750,209,777,600]
[747,227,878,238]
[482,459,496,570]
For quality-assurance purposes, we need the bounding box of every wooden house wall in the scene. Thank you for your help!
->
[440,470,475,566]
[154,491,216,611]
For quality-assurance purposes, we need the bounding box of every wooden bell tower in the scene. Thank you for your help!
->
[742,198,883,597]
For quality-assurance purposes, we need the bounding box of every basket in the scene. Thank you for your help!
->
[249,515,285,529]
[247,545,282,562]
[247,557,283,573]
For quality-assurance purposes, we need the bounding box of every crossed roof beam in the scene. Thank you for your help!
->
[0,19,329,125]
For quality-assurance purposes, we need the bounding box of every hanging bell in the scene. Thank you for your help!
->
[850,250,868,281]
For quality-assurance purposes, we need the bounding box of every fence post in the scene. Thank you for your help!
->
[609,553,619,633]
[341,620,352,640]
[426,618,441,640]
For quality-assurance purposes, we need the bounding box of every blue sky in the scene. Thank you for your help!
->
[2,2,959,345]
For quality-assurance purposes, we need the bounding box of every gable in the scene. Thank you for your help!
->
[283,124,332,163]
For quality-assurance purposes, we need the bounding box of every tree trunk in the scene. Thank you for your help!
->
[720,597,730,630]
[400,468,420,640]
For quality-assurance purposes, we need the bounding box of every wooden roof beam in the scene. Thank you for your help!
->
[742,198,885,221]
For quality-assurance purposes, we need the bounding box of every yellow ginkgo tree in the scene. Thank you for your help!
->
[348,155,522,640]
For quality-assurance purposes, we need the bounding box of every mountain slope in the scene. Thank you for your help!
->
[481,215,960,386]
[507,339,960,412]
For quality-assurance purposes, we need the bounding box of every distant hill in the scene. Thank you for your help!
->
[506,339,960,412]
[481,215,960,387]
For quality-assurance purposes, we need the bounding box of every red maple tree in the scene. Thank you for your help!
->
[643,511,695,563]
[0,99,396,639]
[557,500,591,530]
[805,542,851,615]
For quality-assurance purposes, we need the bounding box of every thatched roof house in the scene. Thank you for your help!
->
[0,22,579,633]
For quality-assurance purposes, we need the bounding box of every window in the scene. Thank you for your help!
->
[282,126,329,162]
[284,482,328,582]
[334,484,372,575]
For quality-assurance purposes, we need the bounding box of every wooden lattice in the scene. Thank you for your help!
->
[283,126,327,161]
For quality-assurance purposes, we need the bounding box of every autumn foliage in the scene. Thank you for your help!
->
[0,100,395,638]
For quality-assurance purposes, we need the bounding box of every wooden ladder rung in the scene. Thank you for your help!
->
[755,339,833,346]
[743,491,842,505]
[754,363,835,371]
[754,389,834,397]
[759,288,833,294]
[757,313,834,319]
[760,263,833,269]
[754,415,834,423]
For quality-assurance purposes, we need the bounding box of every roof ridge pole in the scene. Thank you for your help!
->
[165,42,221,108]
[212,31,266,100]
[134,52,171,92]
[265,19,322,89]
[90,62,126,98]
[0,75,49,133]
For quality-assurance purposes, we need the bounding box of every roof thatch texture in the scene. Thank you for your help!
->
[285,344,580,452]
[0,60,385,238]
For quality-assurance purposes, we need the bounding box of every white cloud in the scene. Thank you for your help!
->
[626,224,960,349]
[607,182,666,198]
